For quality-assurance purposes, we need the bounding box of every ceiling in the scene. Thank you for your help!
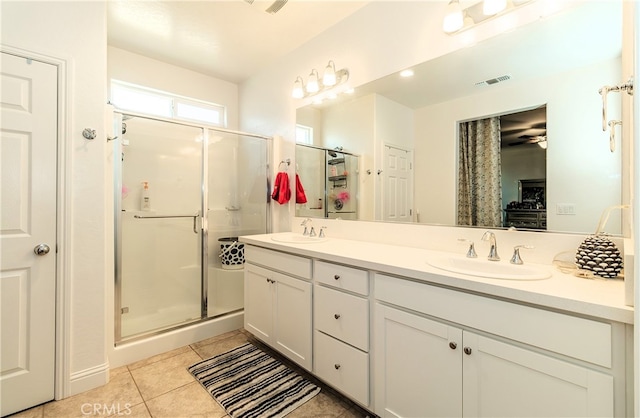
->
[107,0,369,83]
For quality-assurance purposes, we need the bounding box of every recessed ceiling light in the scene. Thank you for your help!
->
[400,69,414,78]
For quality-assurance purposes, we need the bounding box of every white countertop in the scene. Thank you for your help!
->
[240,232,634,324]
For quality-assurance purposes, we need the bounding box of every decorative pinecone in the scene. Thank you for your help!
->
[575,235,623,278]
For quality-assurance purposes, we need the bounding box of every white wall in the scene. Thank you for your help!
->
[1,1,109,396]
[108,46,239,130]
[414,58,622,233]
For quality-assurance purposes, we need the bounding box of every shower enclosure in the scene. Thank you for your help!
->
[295,144,359,220]
[113,113,270,343]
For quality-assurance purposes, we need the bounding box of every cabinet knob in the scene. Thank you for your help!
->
[334,314,341,319]
[334,274,340,280]
[449,342,457,350]
[334,364,341,370]
[464,347,472,355]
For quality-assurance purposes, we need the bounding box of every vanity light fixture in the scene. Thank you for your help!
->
[443,0,532,34]
[306,69,320,94]
[482,0,507,16]
[442,0,464,33]
[323,61,337,86]
[291,61,350,99]
[537,139,547,149]
[292,76,305,99]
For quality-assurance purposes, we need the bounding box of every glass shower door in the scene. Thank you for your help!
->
[117,117,204,340]
[206,130,269,317]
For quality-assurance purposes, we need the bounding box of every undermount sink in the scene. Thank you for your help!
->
[427,255,551,280]
[270,233,328,244]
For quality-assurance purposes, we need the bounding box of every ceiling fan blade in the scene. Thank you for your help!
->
[265,0,288,14]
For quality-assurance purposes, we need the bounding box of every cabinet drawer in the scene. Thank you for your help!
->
[245,245,311,279]
[375,273,612,368]
[314,260,368,295]
[315,285,369,351]
[314,330,369,406]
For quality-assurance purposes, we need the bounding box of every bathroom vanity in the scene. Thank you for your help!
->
[241,233,633,417]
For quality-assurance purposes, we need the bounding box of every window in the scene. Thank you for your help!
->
[296,124,313,144]
[110,80,226,127]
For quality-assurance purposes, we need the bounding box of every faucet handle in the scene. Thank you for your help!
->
[319,226,327,238]
[458,239,477,258]
[510,245,534,265]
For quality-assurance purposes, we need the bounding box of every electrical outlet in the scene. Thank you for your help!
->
[556,203,576,215]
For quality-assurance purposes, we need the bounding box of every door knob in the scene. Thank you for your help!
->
[34,243,50,256]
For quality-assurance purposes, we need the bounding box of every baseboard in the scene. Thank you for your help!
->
[67,362,110,397]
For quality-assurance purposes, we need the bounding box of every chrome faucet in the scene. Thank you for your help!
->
[481,231,500,261]
[510,245,534,265]
[301,218,312,236]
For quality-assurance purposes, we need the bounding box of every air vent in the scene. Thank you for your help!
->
[475,75,511,87]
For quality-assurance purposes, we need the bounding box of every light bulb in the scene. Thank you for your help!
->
[306,69,320,93]
[442,0,464,33]
[323,61,337,86]
[483,0,507,15]
[292,77,305,99]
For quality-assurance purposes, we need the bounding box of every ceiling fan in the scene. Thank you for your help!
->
[509,134,547,146]
[243,0,289,14]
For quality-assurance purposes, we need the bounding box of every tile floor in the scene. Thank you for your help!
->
[10,330,373,418]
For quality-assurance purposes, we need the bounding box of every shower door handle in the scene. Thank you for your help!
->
[134,213,200,234]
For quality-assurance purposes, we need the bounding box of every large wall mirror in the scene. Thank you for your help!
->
[295,2,623,235]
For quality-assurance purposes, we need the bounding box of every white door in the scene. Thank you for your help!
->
[382,145,413,222]
[0,52,58,416]
[374,304,462,418]
[462,332,614,417]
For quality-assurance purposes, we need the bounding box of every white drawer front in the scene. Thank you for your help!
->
[245,245,312,279]
[314,330,369,406]
[314,260,368,295]
[315,285,369,351]
[375,273,613,368]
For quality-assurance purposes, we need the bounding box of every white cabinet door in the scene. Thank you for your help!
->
[374,304,462,418]
[462,332,614,418]
[273,271,312,370]
[244,264,274,342]
[244,263,312,370]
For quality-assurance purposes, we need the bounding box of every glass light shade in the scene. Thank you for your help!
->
[483,0,507,15]
[306,69,320,93]
[442,0,464,33]
[537,140,547,149]
[323,61,337,86]
[292,77,304,99]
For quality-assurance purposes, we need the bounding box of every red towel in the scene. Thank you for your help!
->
[295,174,307,204]
[271,172,291,204]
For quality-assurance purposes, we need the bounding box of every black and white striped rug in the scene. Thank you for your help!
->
[188,343,320,418]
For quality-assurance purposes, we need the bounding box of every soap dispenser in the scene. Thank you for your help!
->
[141,181,151,211]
